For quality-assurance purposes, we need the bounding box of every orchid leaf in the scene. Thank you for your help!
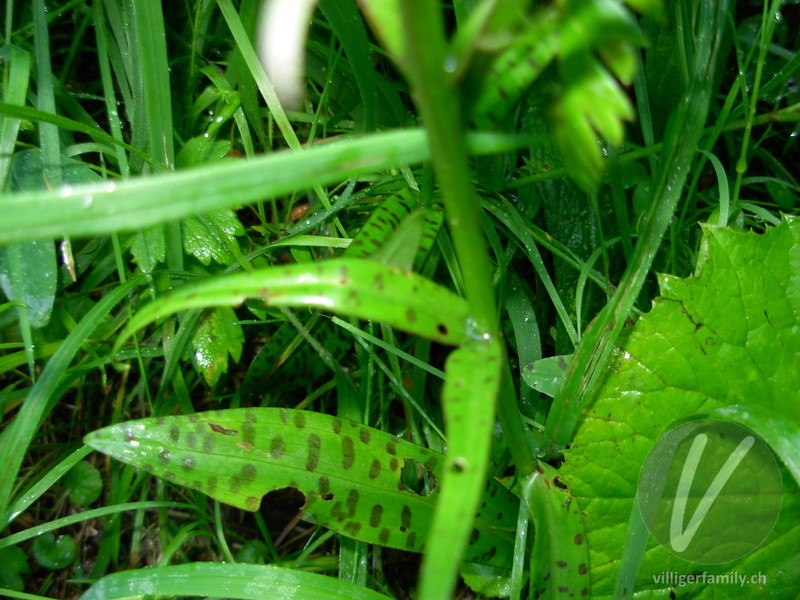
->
[84,408,518,567]
[113,258,470,357]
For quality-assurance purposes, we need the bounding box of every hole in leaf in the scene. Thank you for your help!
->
[400,459,437,496]
[260,486,307,534]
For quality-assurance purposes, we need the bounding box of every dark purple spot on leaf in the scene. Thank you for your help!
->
[344,521,361,536]
[370,505,383,527]
[242,422,256,446]
[307,434,321,471]
[270,437,285,459]
[359,428,370,444]
[406,532,417,549]
[342,437,355,470]
[346,489,359,517]
[401,505,412,530]
[242,464,257,481]
[369,459,381,479]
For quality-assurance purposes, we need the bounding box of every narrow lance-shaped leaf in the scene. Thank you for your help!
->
[78,562,394,600]
[543,0,727,453]
[525,461,590,599]
[420,339,513,599]
[84,408,518,567]
[113,258,469,357]
[0,129,528,244]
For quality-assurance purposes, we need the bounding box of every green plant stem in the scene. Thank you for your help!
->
[399,4,496,337]
[399,4,536,599]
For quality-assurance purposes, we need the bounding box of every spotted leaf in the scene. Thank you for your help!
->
[526,461,590,599]
[346,190,442,271]
[420,339,513,597]
[84,408,517,567]
[113,258,469,360]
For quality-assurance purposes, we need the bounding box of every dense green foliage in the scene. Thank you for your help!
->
[0,0,798,599]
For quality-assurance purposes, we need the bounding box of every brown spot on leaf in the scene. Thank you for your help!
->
[209,423,238,436]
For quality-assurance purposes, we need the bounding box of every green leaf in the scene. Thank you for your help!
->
[469,7,561,129]
[190,307,244,386]
[355,0,406,74]
[560,219,800,598]
[551,53,634,193]
[346,191,442,271]
[83,408,517,566]
[113,258,470,354]
[31,532,77,570]
[183,209,245,267]
[63,461,103,507]
[128,226,165,273]
[0,238,57,329]
[525,461,590,599]
[237,540,269,564]
[78,562,394,600]
[0,546,29,592]
[0,149,100,328]
[0,129,527,244]
[522,355,572,398]
[420,339,515,597]
[346,191,421,260]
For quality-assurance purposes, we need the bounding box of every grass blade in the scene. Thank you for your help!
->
[0,276,144,520]
[78,562,395,600]
[543,0,732,454]
[0,130,527,244]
